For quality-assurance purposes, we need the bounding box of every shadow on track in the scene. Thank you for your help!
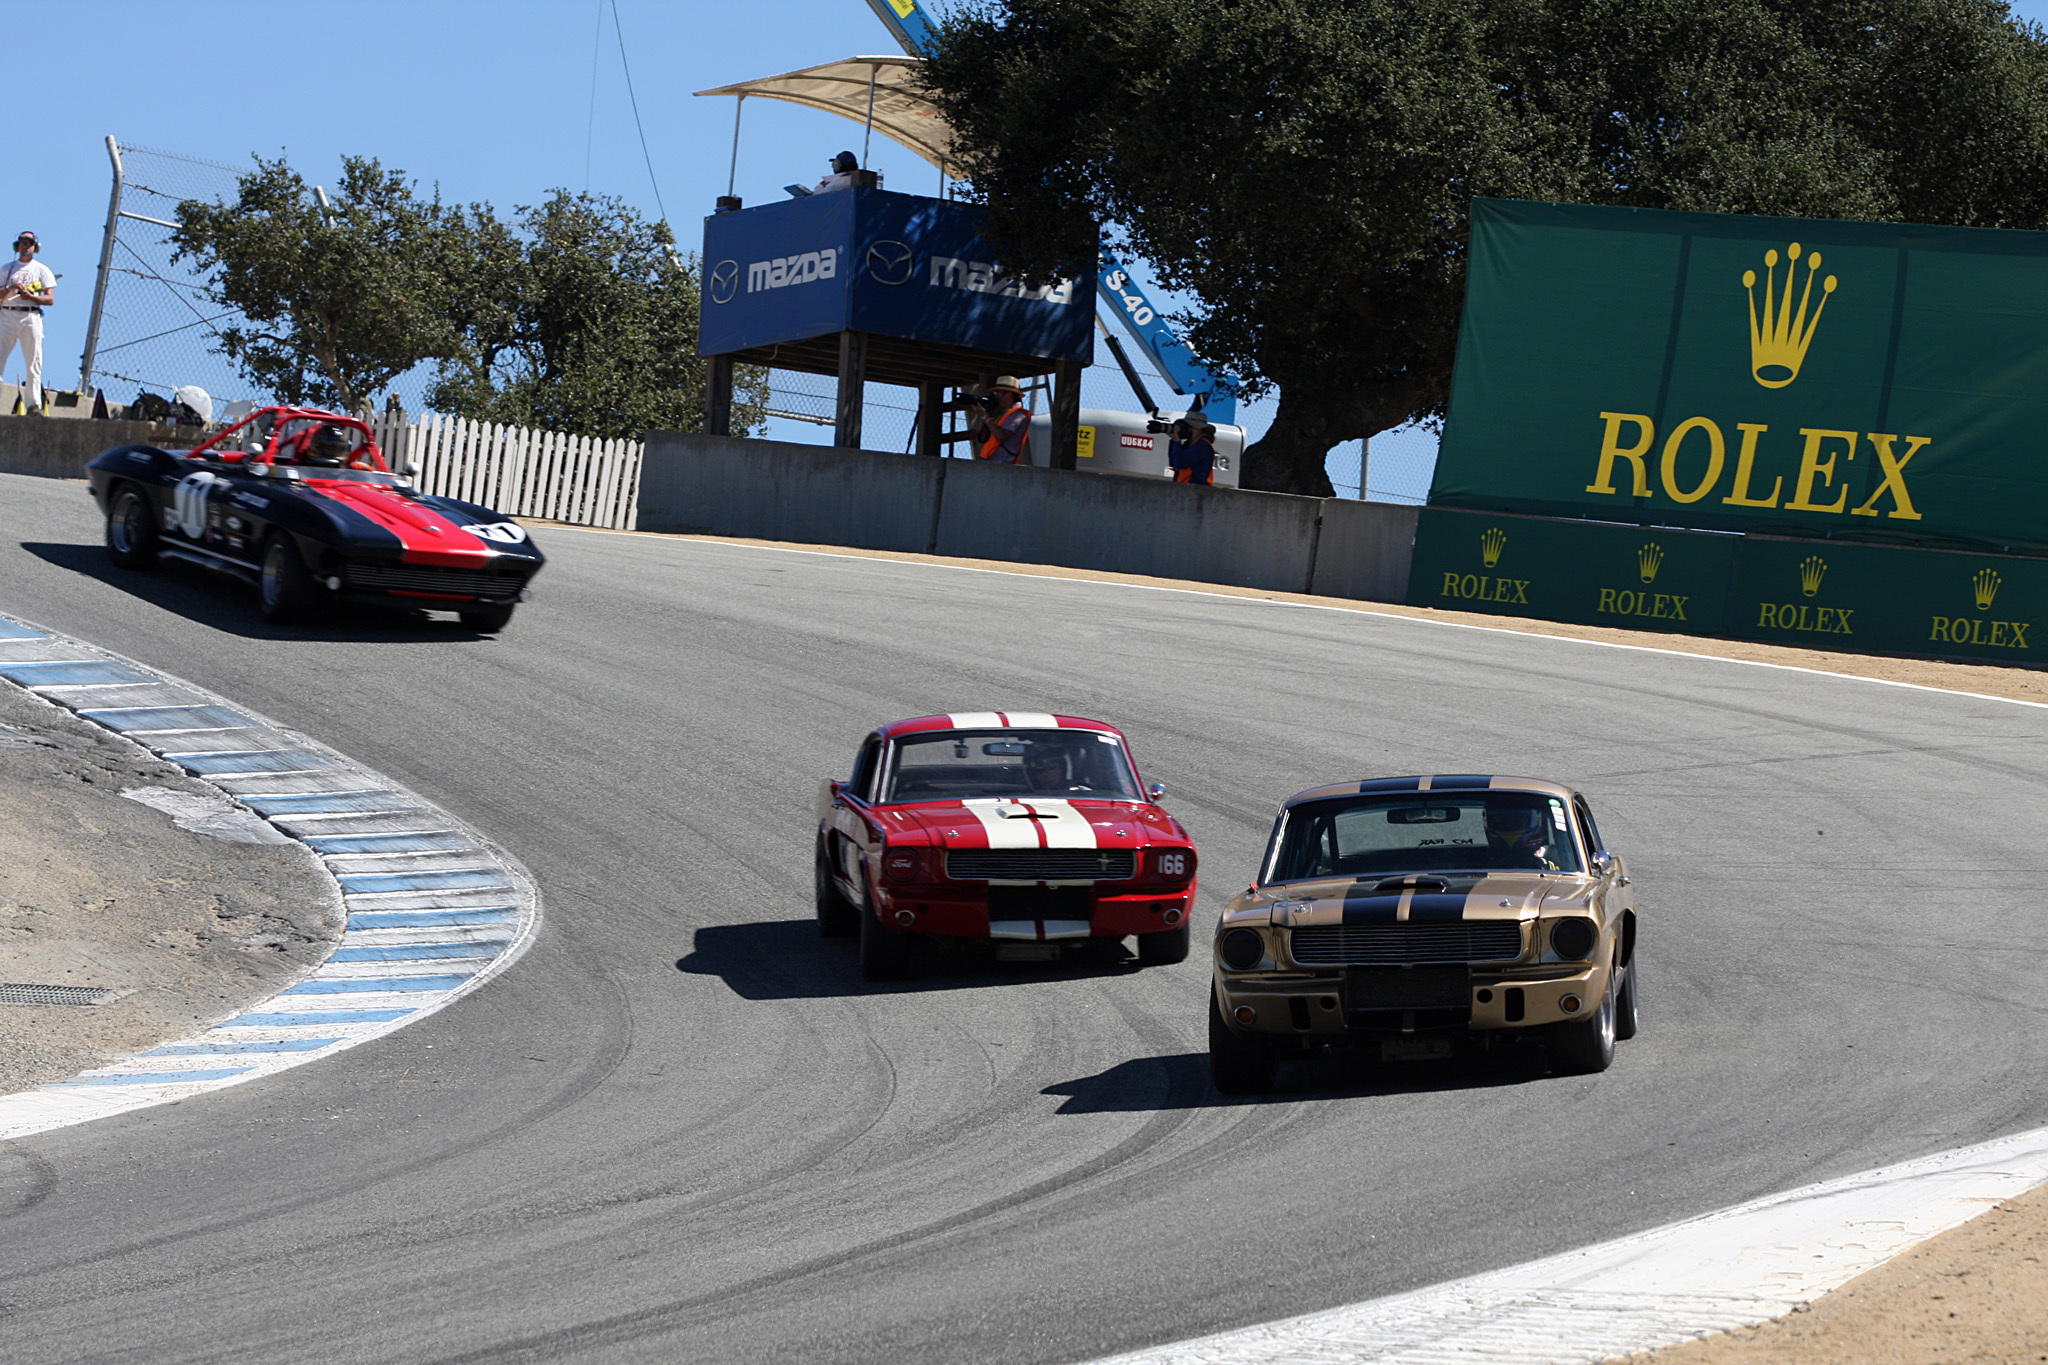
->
[676,918,1150,998]
[21,541,498,643]
[1044,1048,1547,1113]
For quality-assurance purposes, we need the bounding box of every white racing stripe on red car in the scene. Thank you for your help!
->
[945,711,1061,730]
[987,919,1093,941]
[960,798,1100,851]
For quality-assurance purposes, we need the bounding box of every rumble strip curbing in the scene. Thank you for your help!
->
[0,609,541,1142]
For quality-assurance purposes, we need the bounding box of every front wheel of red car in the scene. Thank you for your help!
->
[460,602,516,633]
[259,534,319,624]
[815,839,858,939]
[1137,923,1190,966]
[858,891,911,981]
[1208,991,1278,1095]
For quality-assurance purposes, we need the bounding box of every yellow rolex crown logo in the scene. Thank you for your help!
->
[1799,555,1828,597]
[1638,543,1664,584]
[1744,242,1837,389]
[1973,568,2002,611]
[1480,526,1506,568]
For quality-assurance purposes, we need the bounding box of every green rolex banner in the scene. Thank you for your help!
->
[1431,199,2048,553]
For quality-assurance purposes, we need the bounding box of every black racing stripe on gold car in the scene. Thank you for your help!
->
[1357,777,1421,793]
[1429,774,1494,791]
[1338,894,1406,924]
[1339,892,1469,924]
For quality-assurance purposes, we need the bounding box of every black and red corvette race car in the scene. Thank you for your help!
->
[87,406,542,631]
[816,713,1199,980]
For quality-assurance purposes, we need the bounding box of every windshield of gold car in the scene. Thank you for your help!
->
[884,730,1142,803]
[1268,792,1581,880]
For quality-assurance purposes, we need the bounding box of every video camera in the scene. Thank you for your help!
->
[1145,416,1199,440]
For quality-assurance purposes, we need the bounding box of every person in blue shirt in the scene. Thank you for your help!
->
[1170,420,1215,485]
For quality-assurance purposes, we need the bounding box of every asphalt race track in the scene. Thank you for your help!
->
[3,469,2047,1365]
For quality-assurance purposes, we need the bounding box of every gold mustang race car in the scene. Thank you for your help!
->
[1209,775,1638,1094]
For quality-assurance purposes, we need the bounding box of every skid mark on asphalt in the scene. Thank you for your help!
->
[0,609,543,1143]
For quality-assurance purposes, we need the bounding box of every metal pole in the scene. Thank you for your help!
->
[78,135,124,394]
[862,67,878,168]
[1360,437,1370,500]
[727,96,744,197]
[314,186,336,228]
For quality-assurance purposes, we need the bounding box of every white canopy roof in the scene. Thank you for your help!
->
[696,56,957,172]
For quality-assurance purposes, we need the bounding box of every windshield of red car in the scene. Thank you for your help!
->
[1268,792,1583,881]
[884,730,1142,803]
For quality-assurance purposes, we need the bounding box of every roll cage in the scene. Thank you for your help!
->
[184,406,391,473]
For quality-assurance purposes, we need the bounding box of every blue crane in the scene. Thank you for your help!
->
[860,0,1239,423]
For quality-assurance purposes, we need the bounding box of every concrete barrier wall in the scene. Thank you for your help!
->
[640,432,941,553]
[1309,498,1421,602]
[0,417,202,480]
[932,457,1324,593]
[641,431,1420,603]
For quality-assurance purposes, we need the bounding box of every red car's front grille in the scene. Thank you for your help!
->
[347,564,528,598]
[945,849,1136,881]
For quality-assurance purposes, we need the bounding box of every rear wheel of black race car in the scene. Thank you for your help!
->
[1209,990,1279,1095]
[259,534,319,624]
[105,484,160,570]
[858,886,912,982]
[1136,923,1191,966]
[1548,958,1619,1075]
[815,838,858,939]
[460,602,517,633]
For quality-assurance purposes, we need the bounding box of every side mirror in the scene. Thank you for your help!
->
[1148,782,1166,801]
[1589,849,1615,878]
[403,461,420,479]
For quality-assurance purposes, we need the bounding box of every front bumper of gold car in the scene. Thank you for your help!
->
[1213,959,1611,1039]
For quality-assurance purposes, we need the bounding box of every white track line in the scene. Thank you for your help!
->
[1085,1123,2048,1365]
[0,610,542,1142]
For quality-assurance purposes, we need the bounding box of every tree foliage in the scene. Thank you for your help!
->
[922,0,2048,494]
[173,155,478,413]
[427,192,765,441]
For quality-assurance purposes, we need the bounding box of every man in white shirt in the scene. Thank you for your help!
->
[0,231,55,414]
[813,151,861,194]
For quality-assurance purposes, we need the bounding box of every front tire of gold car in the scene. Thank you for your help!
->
[1549,963,1617,1075]
[1614,959,1639,1041]
[858,885,911,981]
[1136,923,1190,966]
[1208,991,1278,1095]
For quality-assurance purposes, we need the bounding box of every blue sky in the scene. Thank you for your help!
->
[24,0,2048,498]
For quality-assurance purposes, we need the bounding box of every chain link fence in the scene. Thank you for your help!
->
[79,141,255,411]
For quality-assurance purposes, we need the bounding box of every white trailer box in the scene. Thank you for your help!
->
[1024,408,1244,488]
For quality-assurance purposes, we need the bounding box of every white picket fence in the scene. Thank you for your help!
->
[367,411,643,531]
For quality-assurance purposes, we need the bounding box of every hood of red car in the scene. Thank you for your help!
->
[879,798,1181,849]
[304,479,497,568]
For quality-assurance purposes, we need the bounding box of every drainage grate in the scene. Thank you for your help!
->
[0,982,126,1006]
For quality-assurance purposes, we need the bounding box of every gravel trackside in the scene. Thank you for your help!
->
[0,681,341,1095]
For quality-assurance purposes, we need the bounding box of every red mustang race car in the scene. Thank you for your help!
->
[815,713,1199,979]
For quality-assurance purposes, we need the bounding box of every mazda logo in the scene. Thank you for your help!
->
[709,259,740,305]
[867,240,914,286]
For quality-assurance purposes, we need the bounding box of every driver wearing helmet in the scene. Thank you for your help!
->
[1484,802,1561,870]
[296,423,353,468]
[1023,745,1080,795]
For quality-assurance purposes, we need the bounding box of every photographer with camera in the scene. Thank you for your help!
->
[1167,417,1216,485]
[975,376,1031,464]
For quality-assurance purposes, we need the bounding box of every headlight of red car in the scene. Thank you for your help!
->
[884,849,923,882]
[1151,848,1195,883]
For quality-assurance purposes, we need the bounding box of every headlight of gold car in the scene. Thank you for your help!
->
[1218,927,1265,970]
[1549,917,1597,960]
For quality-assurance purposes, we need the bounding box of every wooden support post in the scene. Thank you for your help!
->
[917,381,944,458]
[704,354,734,437]
[1050,359,1083,471]
[834,331,867,450]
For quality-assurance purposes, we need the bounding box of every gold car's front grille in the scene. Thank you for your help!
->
[1290,922,1523,966]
